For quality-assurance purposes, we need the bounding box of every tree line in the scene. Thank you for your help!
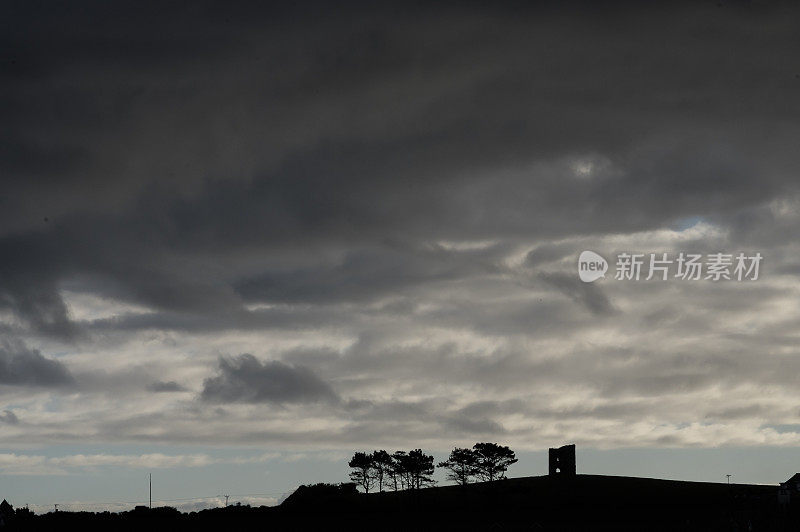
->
[348,443,517,493]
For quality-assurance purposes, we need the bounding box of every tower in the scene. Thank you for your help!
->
[548,444,576,476]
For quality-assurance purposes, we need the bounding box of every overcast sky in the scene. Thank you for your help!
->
[3,0,800,511]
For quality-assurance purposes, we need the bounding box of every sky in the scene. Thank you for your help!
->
[3,0,800,512]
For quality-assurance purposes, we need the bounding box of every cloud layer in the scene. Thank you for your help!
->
[1,2,800,456]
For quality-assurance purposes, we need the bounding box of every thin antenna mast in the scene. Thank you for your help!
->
[149,473,152,509]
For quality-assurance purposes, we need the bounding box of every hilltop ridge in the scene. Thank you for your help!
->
[3,474,795,531]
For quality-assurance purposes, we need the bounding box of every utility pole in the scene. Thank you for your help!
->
[726,474,731,485]
[149,473,152,509]
[224,494,230,507]
[53,504,58,513]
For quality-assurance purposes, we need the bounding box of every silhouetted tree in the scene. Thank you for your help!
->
[389,451,408,490]
[404,449,436,489]
[438,447,479,485]
[371,450,393,492]
[0,499,14,526]
[348,452,376,493]
[472,442,517,482]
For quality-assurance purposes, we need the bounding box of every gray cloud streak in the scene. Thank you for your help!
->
[0,341,73,387]
[201,354,339,405]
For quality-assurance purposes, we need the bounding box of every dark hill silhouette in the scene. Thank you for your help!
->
[4,474,797,531]
[278,474,784,531]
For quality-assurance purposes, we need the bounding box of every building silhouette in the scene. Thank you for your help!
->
[548,444,576,477]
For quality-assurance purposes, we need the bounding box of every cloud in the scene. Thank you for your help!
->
[0,341,73,387]
[0,236,79,340]
[0,452,221,475]
[234,244,499,305]
[48,453,213,469]
[538,271,616,315]
[0,410,19,425]
[1,2,800,455]
[147,380,187,393]
[201,355,338,404]
[0,449,306,479]
[0,1,797,338]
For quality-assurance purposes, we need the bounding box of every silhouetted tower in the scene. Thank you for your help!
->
[548,444,576,476]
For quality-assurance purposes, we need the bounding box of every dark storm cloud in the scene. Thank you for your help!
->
[235,243,502,304]
[2,1,800,449]
[0,1,798,339]
[201,354,338,404]
[0,234,79,340]
[0,341,73,387]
